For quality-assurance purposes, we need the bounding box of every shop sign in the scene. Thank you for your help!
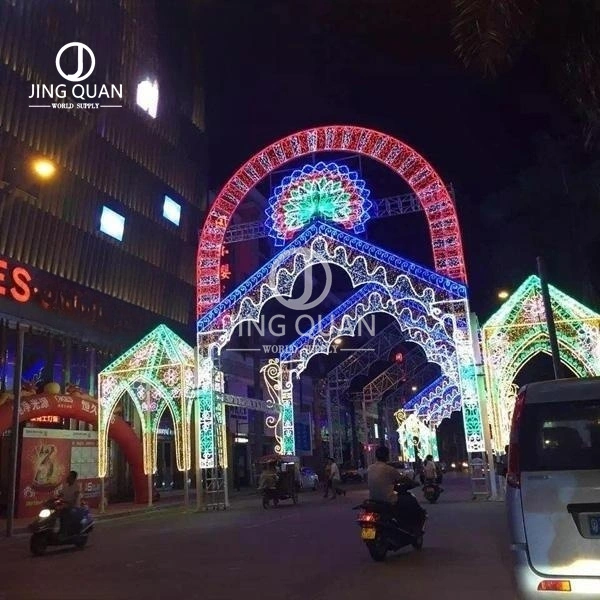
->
[0,257,32,303]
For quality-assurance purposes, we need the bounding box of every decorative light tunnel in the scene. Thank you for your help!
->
[194,126,482,476]
[197,221,483,466]
[482,275,600,452]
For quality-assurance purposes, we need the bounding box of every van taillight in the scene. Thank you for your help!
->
[507,390,526,489]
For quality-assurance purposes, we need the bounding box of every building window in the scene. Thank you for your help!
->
[163,195,181,226]
[136,79,159,118]
[100,206,125,241]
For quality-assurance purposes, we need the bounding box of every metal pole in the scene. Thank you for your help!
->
[6,325,24,537]
[100,477,106,514]
[325,381,334,459]
[195,388,204,511]
[183,469,189,507]
[469,313,498,500]
[537,256,563,379]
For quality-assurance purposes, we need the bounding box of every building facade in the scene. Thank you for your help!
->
[0,0,206,507]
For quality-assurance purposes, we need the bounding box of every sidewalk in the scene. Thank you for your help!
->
[1,486,259,537]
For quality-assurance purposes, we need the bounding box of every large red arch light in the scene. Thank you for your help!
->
[197,125,466,317]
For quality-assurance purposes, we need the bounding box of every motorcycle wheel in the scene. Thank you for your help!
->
[412,535,424,550]
[366,537,387,562]
[75,536,88,549]
[30,533,48,556]
[427,496,438,504]
[292,490,298,505]
[262,497,269,509]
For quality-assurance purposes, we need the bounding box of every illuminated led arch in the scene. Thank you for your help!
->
[482,275,600,451]
[198,223,482,461]
[197,125,466,317]
[98,325,196,478]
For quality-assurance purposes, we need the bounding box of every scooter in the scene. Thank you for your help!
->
[355,481,427,562]
[422,480,442,504]
[29,498,94,556]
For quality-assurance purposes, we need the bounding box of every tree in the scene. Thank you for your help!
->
[452,0,600,148]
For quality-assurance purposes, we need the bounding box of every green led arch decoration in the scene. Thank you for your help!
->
[98,325,196,477]
[482,275,600,452]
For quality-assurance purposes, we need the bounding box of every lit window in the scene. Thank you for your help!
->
[163,195,181,226]
[100,206,125,241]
[136,79,159,118]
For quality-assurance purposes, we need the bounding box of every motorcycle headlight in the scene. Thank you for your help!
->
[39,508,52,519]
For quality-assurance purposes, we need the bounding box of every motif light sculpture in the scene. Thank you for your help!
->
[98,325,195,480]
[265,162,372,246]
[196,126,482,473]
[482,275,600,452]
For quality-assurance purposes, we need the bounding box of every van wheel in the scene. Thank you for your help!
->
[30,533,48,556]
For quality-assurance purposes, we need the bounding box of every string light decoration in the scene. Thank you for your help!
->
[395,410,439,462]
[265,162,372,245]
[482,275,600,451]
[197,221,482,457]
[197,125,466,318]
[98,325,195,477]
[198,221,466,344]
[403,375,461,427]
[260,359,295,455]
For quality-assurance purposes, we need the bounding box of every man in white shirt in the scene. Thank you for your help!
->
[423,456,438,482]
[59,470,81,535]
[367,446,402,503]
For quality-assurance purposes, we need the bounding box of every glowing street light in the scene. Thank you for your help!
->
[31,158,56,180]
[498,290,510,300]
[411,385,417,392]
[333,337,343,346]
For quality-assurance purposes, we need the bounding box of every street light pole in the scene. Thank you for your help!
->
[6,325,24,537]
[536,256,563,379]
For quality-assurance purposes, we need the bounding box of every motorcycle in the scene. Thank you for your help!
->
[29,498,94,556]
[355,481,427,562]
[422,481,442,504]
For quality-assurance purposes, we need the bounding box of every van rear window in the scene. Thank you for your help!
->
[520,400,600,471]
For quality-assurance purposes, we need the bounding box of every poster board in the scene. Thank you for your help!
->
[18,428,100,518]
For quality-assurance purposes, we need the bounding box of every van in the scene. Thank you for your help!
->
[506,378,600,599]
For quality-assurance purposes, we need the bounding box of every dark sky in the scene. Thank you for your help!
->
[199,0,580,321]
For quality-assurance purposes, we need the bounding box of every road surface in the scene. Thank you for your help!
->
[0,475,516,600]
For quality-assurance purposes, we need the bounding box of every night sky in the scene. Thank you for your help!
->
[198,0,595,325]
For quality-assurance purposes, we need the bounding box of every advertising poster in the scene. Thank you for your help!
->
[18,428,100,518]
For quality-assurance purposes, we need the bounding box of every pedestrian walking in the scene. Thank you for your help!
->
[327,457,345,499]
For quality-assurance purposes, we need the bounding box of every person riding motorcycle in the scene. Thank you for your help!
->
[423,455,438,483]
[57,470,81,536]
[367,446,426,535]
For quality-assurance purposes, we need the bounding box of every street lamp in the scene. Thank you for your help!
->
[333,337,343,346]
[411,385,417,392]
[31,157,56,180]
[497,290,510,300]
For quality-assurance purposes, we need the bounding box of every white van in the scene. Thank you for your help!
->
[506,378,600,599]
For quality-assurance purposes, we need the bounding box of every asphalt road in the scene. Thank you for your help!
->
[0,475,516,600]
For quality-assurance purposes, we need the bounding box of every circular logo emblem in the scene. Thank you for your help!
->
[268,246,333,311]
[55,43,95,82]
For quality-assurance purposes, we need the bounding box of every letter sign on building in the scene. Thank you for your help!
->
[0,258,33,303]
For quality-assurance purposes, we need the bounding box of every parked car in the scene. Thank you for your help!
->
[506,378,600,599]
[299,467,319,491]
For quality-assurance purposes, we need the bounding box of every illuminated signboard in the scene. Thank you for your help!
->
[0,257,32,303]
